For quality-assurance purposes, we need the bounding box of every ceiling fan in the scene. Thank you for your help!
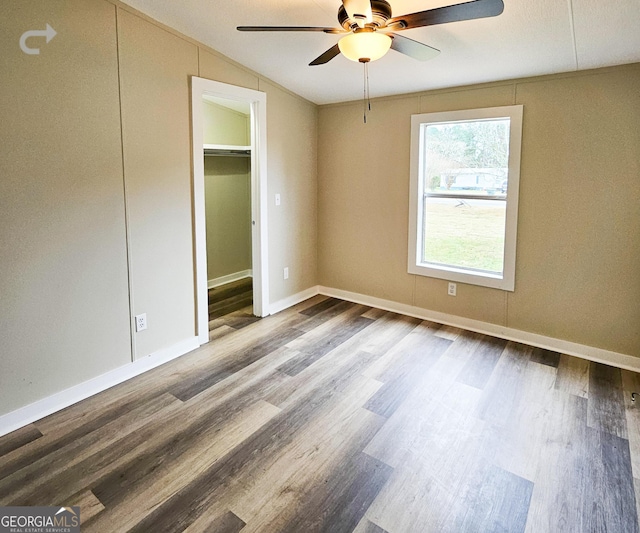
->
[237,0,505,66]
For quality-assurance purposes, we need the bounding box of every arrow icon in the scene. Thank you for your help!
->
[20,24,57,55]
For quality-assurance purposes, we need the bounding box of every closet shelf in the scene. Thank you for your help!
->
[204,144,251,158]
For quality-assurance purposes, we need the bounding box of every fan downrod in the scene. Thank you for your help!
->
[338,0,393,30]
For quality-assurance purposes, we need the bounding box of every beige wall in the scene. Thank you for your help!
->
[262,79,319,303]
[117,8,199,359]
[203,101,250,147]
[202,101,252,282]
[0,0,318,418]
[205,157,252,281]
[0,0,132,415]
[318,64,640,357]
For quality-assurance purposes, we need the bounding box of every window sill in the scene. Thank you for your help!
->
[408,261,514,291]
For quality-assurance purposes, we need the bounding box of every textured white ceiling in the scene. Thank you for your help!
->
[120,0,640,104]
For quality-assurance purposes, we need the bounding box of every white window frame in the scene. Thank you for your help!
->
[408,105,523,291]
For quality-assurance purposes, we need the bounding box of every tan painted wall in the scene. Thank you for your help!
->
[117,8,199,359]
[318,65,640,357]
[262,79,319,303]
[205,157,252,281]
[203,101,250,147]
[0,0,318,417]
[0,0,132,414]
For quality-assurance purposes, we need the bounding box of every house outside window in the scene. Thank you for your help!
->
[408,105,523,291]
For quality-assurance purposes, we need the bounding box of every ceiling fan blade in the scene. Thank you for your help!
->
[388,0,504,30]
[237,26,343,34]
[342,0,373,27]
[389,33,440,61]
[309,44,341,66]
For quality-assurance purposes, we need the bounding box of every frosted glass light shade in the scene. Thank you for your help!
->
[338,32,392,62]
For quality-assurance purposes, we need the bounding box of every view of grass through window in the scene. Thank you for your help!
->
[424,198,506,272]
[422,119,510,274]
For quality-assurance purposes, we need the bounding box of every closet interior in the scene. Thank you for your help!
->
[202,96,254,325]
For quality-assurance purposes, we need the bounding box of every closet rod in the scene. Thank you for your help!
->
[204,148,251,158]
[203,144,251,158]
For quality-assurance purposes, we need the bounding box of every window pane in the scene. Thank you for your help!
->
[421,118,510,274]
[423,119,510,197]
[422,197,506,273]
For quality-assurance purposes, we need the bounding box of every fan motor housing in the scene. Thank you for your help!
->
[338,0,393,30]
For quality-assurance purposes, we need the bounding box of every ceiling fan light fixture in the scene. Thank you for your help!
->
[338,31,392,62]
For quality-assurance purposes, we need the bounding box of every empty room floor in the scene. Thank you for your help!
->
[1,295,639,532]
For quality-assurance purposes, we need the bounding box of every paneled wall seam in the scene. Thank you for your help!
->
[566,0,579,70]
[107,0,313,107]
[115,6,137,361]
[1,0,135,415]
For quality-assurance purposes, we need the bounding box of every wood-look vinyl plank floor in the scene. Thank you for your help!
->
[555,353,590,398]
[1,296,639,532]
[0,424,43,458]
[0,393,183,504]
[208,277,257,327]
[352,517,390,533]
[67,488,105,525]
[588,361,628,439]
[622,370,640,479]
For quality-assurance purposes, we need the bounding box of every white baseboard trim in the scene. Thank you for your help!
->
[318,286,640,373]
[4,287,635,438]
[269,286,320,315]
[208,270,252,289]
[0,336,199,438]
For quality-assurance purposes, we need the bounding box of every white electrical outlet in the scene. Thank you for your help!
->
[275,193,281,206]
[448,282,457,296]
[135,313,147,332]
[283,267,289,280]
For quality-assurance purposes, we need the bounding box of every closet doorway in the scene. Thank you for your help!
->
[191,77,268,345]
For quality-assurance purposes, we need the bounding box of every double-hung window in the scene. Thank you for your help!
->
[408,105,523,291]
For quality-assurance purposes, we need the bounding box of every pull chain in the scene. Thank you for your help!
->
[362,60,371,124]
[366,61,371,112]
[363,61,367,123]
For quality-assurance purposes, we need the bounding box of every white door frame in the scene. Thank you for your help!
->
[191,76,269,345]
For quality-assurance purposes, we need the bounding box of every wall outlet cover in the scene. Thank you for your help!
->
[135,313,147,332]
